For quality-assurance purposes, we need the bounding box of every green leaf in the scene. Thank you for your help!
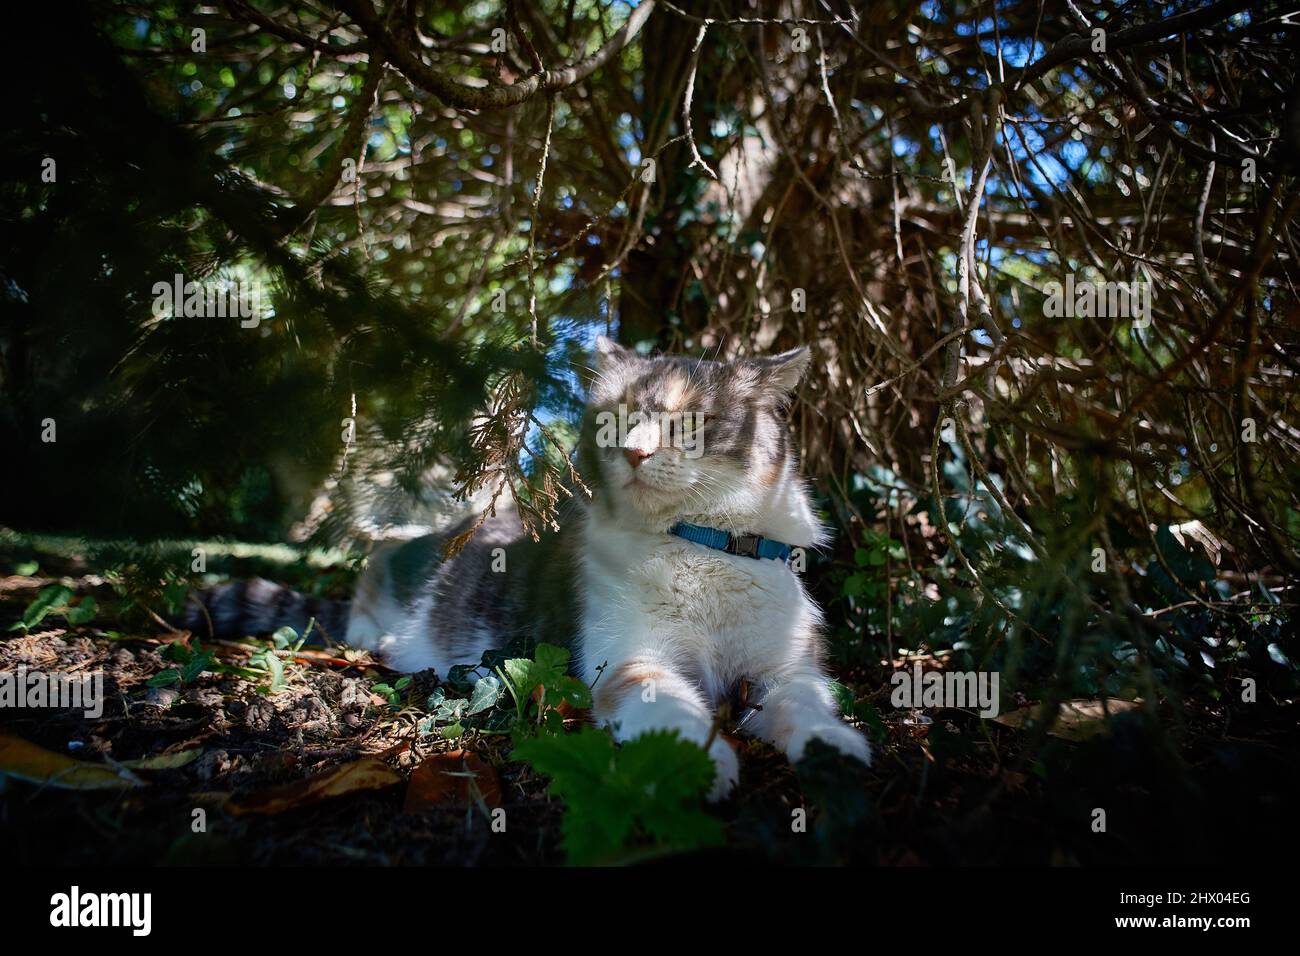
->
[842,572,869,598]
[554,676,592,709]
[829,679,855,714]
[180,650,215,684]
[513,727,722,865]
[262,652,285,692]
[443,663,478,695]
[11,584,75,630]
[534,643,570,675]
[64,596,98,626]
[148,669,182,688]
[502,658,534,697]
[162,581,190,616]
[467,674,502,715]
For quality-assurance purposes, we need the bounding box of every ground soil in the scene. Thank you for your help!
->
[2,553,1297,866]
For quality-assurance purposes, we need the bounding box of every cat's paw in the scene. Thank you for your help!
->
[786,720,872,767]
[705,736,740,802]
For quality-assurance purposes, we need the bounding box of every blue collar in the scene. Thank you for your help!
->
[668,521,795,563]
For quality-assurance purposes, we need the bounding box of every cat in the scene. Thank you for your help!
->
[187,336,870,797]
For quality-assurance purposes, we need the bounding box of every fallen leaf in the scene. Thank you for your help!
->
[993,699,1141,741]
[403,750,501,813]
[0,733,145,790]
[225,757,402,816]
[375,739,413,762]
[290,649,358,668]
[119,747,203,770]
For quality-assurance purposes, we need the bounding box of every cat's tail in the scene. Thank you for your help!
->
[179,578,350,645]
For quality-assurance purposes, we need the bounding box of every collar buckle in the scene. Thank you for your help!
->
[729,533,761,558]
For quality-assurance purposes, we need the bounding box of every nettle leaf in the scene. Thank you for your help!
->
[513,727,722,865]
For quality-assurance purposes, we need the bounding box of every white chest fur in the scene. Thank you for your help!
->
[576,523,822,702]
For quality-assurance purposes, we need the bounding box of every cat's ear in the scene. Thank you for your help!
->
[593,335,637,366]
[580,335,637,394]
[754,346,811,399]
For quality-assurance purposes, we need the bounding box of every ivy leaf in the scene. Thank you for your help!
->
[467,674,502,715]
[443,663,478,696]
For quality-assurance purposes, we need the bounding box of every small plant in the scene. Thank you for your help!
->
[512,727,724,865]
[496,642,592,731]
[147,639,217,688]
[8,584,97,632]
[417,673,504,739]
[488,643,722,863]
[245,624,311,693]
[371,675,413,709]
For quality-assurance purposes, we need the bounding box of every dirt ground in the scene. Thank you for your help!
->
[3,554,1298,867]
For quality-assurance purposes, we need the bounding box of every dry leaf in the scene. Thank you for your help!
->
[225,757,401,816]
[0,732,144,790]
[403,749,501,814]
[993,699,1141,741]
[119,747,203,770]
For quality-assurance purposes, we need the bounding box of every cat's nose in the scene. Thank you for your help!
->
[623,448,652,469]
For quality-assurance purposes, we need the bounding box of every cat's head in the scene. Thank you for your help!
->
[579,336,817,534]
